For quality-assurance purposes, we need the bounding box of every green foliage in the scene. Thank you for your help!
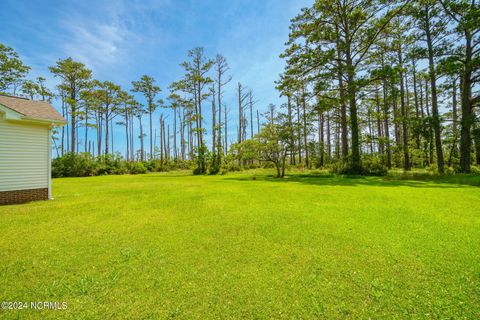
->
[129,162,147,174]
[131,75,161,113]
[52,153,98,177]
[328,155,388,176]
[228,140,259,164]
[471,165,480,174]
[193,144,209,175]
[20,79,39,99]
[19,77,55,101]
[51,153,193,177]
[97,154,130,175]
[0,43,30,92]
[208,151,221,175]
[220,152,241,173]
[49,58,92,95]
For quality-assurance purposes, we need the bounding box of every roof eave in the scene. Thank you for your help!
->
[21,116,67,126]
[0,104,23,120]
[0,103,66,125]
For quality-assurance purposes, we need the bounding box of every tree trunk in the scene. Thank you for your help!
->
[425,6,445,173]
[111,120,114,155]
[288,96,294,164]
[296,98,302,164]
[160,115,164,164]
[335,108,340,159]
[105,110,110,155]
[319,112,324,167]
[181,110,185,161]
[84,106,88,153]
[345,43,361,172]
[249,91,254,139]
[224,105,228,155]
[392,83,401,153]
[70,92,76,153]
[125,111,129,161]
[281,155,286,178]
[130,116,134,161]
[473,127,480,166]
[382,76,392,169]
[174,107,177,160]
[149,101,153,159]
[412,60,421,150]
[449,77,459,166]
[96,112,101,157]
[367,106,374,154]
[459,33,474,173]
[139,116,144,161]
[424,79,434,165]
[167,124,170,160]
[197,81,204,149]
[189,116,193,159]
[193,83,201,151]
[217,81,222,155]
[238,83,242,143]
[61,96,65,156]
[275,160,281,178]
[398,46,410,170]
[375,89,384,155]
[211,87,216,154]
[256,110,260,136]
[302,86,309,168]
[163,120,167,160]
[336,25,348,160]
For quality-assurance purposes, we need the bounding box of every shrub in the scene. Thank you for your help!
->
[471,166,480,174]
[52,153,98,177]
[129,162,147,174]
[444,166,456,176]
[95,153,129,175]
[221,154,241,173]
[360,156,388,176]
[52,152,195,178]
[328,157,387,176]
[209,153,221,175]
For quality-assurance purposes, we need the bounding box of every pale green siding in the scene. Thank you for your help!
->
[0,117,49,192]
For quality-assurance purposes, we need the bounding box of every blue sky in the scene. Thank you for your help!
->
[0,0,312,155]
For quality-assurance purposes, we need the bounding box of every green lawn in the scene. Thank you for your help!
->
[1,171,479,319]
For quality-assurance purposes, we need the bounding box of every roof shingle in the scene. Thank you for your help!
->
[0,94,66,123]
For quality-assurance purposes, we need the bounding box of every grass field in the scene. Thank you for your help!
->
[1,171,479,319]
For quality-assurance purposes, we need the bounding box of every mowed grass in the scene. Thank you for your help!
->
[1,171,479,319]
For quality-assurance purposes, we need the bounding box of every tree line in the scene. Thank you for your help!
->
[1,0,479,177]
[0,43,264,175]
[261,0,479,175]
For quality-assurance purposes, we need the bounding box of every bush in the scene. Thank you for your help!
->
[360,156,388,176]
[209,153,221,175]
[96,153,129,175]
[221,153,241,173]
[52,153,98,177]
[471,166,480,174]
[52,150,201,177]
[52,153,156,177]
[328,157,387,176]
[129,162,147,174]
[426,164,438,173]
[444,166,456,176]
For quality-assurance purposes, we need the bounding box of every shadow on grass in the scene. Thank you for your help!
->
[223,172,480,189]
[142,173,193,178]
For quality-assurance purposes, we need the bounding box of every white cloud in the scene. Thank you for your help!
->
[57,0,171,77]
[61,21,126,69]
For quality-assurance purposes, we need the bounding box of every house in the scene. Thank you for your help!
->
[0,94,66,205]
